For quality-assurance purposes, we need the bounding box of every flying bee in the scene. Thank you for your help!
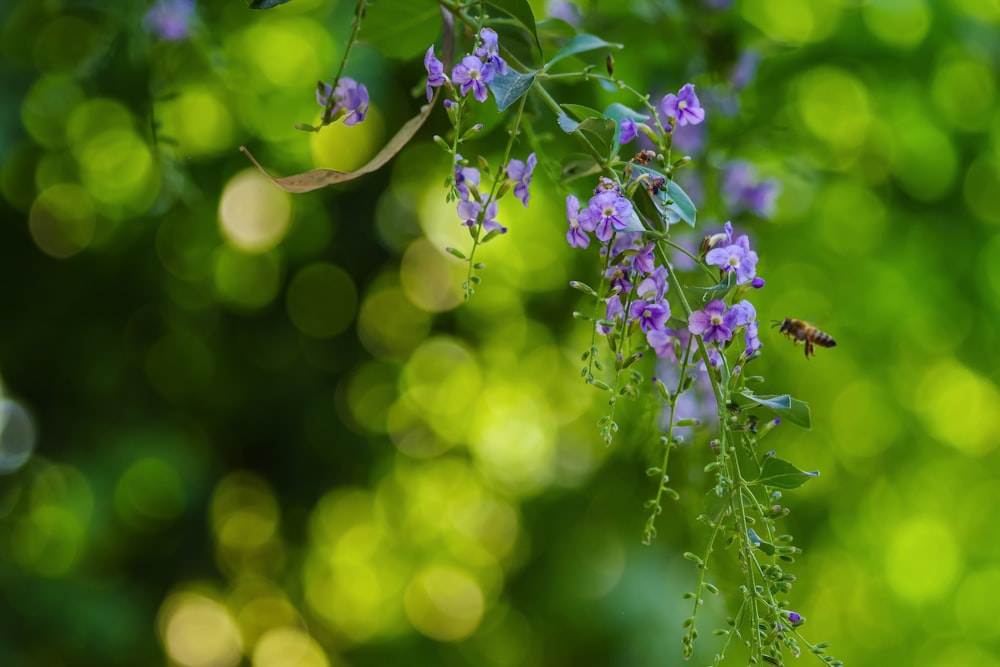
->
[773,318,836,359]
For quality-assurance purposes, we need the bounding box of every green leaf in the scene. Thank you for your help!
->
[783,397,812,429]
[249,0,292,8]
[557,114,580,133]
[561,103,605,123]
[544,33,623,70]
[666,180,697,226]
[362,0,441,60]
[739,392,792,410]
[486,0,541,54]
[489,69,537,112]
[738,391,812,429]
[757,457,819,490]
[689,270,737,297]
[577,117,616,156]
[630,164,698,227]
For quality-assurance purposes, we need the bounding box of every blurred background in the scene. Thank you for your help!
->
[2,0,999,665]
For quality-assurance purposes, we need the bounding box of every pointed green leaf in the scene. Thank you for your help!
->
[561,103,606,123]
[738,391,811,429]
[757,457,819,490]
[577,117,616,156]
[545,33,623,70]
[739,392,792,410]
[489,69,537,111]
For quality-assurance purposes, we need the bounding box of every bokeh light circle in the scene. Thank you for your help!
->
[160,592,243,667]
[403,565,485,641]
[219,169,292,254]
[28,183,96,258]
[285,263,357,338]
[252,627,329,667]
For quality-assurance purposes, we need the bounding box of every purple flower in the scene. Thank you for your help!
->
[604,264,633,294]
[730,300,762,354]
[637,265,668,300]
[457,198,505,234]
[457,199,481,228]
[723,162,779,218]
[547,0,582,25]
[452,56,495,103]
[506,153,536,207]
[688,300,737,344]
[565,195,589,248]
[632,243,656,275]
[474,28,508,76]
[751,277,766,289]
[648,327,681,361]
[744,320,761,355]
[629,298,670,333]
[661,83,705,127]
[424,46,448,101]
[729,300,756,327]
[619,118,638,144]
[480,198,504,233]
[706,243,758,285]
[599,295,625,335]
[787,611,803,624]
[317,77,369,126]
[578,190,634,243]
[144,0,195,41]
[454,157,481,201]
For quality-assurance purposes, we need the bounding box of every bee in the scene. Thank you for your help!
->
[773,318,836,359]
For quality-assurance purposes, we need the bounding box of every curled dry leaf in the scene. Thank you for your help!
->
[240,6,455,193]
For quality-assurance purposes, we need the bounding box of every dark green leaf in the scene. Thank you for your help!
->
[363,0,441,60]
[249,0,292,8]
[757,458,819,490]
[577,117,616,157]
[486,0,541,55]
[561,103,606,123]
[544,33,623,70]
[489,69,537,112]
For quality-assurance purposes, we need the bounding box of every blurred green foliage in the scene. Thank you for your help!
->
[2,0,1000,666]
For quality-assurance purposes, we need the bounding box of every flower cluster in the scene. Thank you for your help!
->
[704,221,761,285]
[425,28,508,104]
[316,77,369,127]
[450,151,536,236]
